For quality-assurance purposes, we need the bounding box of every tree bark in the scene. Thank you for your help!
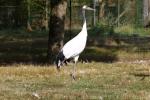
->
[99,1,105,19]
[27,0,32,32]
[48,0,67,63]
[45,0,49,31]
[143,0,150,27]
[14,0,21,27]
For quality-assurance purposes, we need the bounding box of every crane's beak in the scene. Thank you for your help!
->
[85,6,95,12]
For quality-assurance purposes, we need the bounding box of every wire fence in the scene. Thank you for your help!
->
[0,0,150,53]
[65,0,150,52]
[0,0,144,29]
[66,0,143,29]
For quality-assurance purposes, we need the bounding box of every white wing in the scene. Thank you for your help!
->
[62,30,87,59]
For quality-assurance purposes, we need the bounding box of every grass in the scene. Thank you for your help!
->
[0,28,149,99]
[0,28,150,63]
[0,62,150,100]
[114,25,150,36]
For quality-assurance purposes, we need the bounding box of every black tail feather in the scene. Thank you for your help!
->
[56,51,65,70]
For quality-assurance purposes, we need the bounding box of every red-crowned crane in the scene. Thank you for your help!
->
[56,5,95,80]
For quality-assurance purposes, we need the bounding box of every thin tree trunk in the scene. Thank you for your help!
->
[115,9,127,24]
[14,0,21,27]
[45,0,49,30]
[99,1,105,19]
[143,0,150,27]
[117,0,120,27]
[48,0,67,63]
[27,0,32,31]
[93,0,96,26]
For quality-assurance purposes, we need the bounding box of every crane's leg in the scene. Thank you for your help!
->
[71,56,79,80]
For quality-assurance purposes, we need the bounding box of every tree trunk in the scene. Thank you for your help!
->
[45,0,49,31]
[27,0,32,32]
[99,1,105,19]
[93,0,96,26]
[48,0,67,63]
[14,0,21,27]
[143,0,150,27]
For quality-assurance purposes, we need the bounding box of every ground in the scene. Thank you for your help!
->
[0,29,150,100]
[0,61,150,100]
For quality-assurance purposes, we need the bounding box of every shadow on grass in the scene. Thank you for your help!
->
[0,29,150,65]
[0,29,48,65]
[0,29,119,65]
[80,47,118,63]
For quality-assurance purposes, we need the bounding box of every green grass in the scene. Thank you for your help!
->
[114,25,150,36]
[0,62,150,100]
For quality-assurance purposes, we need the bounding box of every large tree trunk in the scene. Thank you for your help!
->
[48,0,67,63]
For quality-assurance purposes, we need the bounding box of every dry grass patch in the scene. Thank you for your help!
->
[0,62,150,100]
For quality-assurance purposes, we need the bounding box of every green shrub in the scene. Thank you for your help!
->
[89,21,114,37]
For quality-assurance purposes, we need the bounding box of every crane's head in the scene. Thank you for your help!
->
[82,5,95,11]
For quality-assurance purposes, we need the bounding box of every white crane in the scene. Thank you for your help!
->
[56,5,95,80]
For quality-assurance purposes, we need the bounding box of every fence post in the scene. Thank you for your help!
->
[69,0,72,39]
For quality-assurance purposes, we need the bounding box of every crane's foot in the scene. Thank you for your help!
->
[56,66,61,72]
[70,73,76,80]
